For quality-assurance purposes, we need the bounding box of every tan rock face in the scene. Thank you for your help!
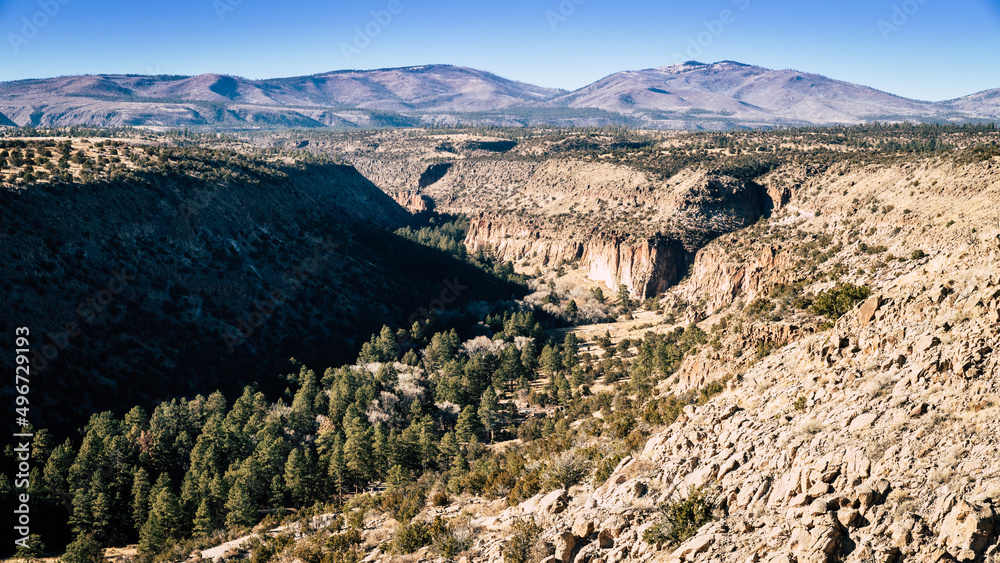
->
[938,501,996,561]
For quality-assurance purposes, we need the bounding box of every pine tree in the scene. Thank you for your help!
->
[284,447,315,505]
[131,467,152,530]
[520,344,538,377]
[562,334,580,370]
[192,498,214,538]
[437,431,459,471]
[344,427,373,489]
[418,424,438,470]
[149,488,182,541]
[343,406,373,489]
[495,345,523,392]
[371,425,390,480]
[455,406,482,444]
[43,439,74,512]
[268,474,285,509]
[90,487,112,543]
[224,468,256,529]
[68,487,94,537]
[478,387,502,444]
[328,433,347,503]
[540,344,561,377]
[289,367,318,435]
[138,511,166,555]
[447,452,468,493]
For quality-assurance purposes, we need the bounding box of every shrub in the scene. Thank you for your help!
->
[593,453,626,486]
[381,485,426,522]
[697,380,726,404]
[794,396,807,411]
[643,487,717,547]
[543,450,592,490]
[910,249,926,260]
[430,516,471,558]
[390,520,432,554]
[745,298,772,318]
[431,490,451,507]
[62,535,103,563]
[810,283,871,320]
[503,518,543,563]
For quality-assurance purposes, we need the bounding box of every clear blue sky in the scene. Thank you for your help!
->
[1,0,998,101]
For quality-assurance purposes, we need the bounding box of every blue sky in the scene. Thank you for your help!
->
[1,0,998,101]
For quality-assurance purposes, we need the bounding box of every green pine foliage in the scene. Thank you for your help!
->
[2,295,724,561]
[811,283,872,319]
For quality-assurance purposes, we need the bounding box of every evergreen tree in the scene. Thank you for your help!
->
[131,467,152,530]
[455,406,482,444]
[494,345,523,392]
[562,334,580,371]
[371,425,390,481]
[437,432,459,471]
[68,487,94,537]
[520,344,538,376]
[288,368,318,435]
[343,406,373,489]
[192,498,214,538]
[478,387,502,444]
[149,488,182,541]
[138,511,166,555]
[540,344,561,377]
[418,424,438,470]
[44,439,74,512]
[328,433,347,503]
[62,534,103,563]
[224,467,256,529]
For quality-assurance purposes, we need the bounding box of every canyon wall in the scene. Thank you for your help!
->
[465,215,688,298]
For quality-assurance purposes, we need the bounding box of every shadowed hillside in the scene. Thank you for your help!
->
[0,141,525,432]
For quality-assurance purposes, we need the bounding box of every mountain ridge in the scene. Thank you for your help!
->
[1,61,997,130]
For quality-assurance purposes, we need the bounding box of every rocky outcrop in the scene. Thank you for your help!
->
[465,216,687,298]
[391,190,435,213]
[465,216,585,267]
[679,243,795,316]
[584,235,686,298]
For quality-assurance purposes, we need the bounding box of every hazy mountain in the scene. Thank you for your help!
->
[944,88,1000,119]
[553,61,972,127]
[0,62,996,130]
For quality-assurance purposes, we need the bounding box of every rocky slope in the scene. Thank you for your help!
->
[266,133,1000,563]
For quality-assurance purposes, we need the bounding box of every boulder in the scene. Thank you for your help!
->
[572,517,596,540]
[937,500,996,562]
[554,531,576,563]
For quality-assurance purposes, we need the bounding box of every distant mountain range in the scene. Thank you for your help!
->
[1,61,997,130]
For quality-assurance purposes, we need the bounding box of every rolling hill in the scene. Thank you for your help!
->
[0,62,997,130]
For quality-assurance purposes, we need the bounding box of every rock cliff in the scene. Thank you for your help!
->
[324,131,774,298]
